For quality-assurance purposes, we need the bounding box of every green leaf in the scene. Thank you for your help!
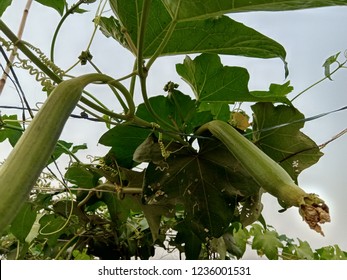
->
[315,245,347,260]
[65,164,100,188]
[99,125,150,168]
[252,103,323,181]
[72,249,92,260]
[10,202,37,242]
[136,91,213,133]
[48,140,87,165]
[0,115,22,146]
[48,140,72,164]
[141,202,174,242]
[97,16,131,51]
[38,214,67,246]
[322,52,341,80]
[142,138,261,238]
[34,0,66,16]
[175,221,202,260]
[250,224,283,259]
[71,143,88,154]
[250,81,293,104]
[0,0,12,17]
[294,239,314,259]
[176,54,249,103]
[161,0,347,21]
[240,190,264,227]
[198,102,230,121]
[109,0,286,60]
[177,54,290,104]
[222,224,249,259]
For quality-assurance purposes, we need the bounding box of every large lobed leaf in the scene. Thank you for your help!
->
[98,124,150,168]
[108,0,347,60]
[252,103,323,182]
[161,0,347,21]
[142,138,261,238]
[176,53,291,104]
[108,0,286,60]
[135,90,213,133]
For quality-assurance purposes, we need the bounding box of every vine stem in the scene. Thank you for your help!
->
[0,20,129,121]
[50,0,87,62]
[136,0,169,124]
[0,0,33,95]
[291,59,347,102]
[136,0,187,142]
[145,0,181,70]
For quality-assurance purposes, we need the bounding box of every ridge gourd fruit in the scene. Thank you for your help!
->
[196,120,330,235]
[0,74,115,233]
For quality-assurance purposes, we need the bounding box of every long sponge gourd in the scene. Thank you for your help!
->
[196,120,330,235]
[0,74,116,233]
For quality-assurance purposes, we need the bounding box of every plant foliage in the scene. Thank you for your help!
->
[0,0,347,260]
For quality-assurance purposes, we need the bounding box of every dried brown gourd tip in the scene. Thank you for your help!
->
[300,201,330,236]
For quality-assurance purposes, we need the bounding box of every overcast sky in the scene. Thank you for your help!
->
[1,1,347,259]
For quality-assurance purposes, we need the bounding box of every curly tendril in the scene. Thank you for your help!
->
[0,37,63,91]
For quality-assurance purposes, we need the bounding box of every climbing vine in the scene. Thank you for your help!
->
[0,0,347,260]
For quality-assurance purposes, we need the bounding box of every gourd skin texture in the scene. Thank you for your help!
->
[197,120,306,207]
[0,74,109,233]
[196,120,330,235]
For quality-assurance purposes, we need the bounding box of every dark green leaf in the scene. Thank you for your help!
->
[0,115,22,146]
[294,239,314,259]
[223,223,249,259]
[65,164,100,188]
[141,202,175,242]
[10,202,36,242]
[72,7,88,14]
[99,171,143,225]
[322,52,341,80]
[38,214,67,246]
[48,140,72,164]
[168,90,214,132]
[53,200,89,224]
[250,223,283,259]
[161,0,347,21]
[72,249,92,260]
[250,81,293,104]
[97,16,131,50]
[142,138,260,238]
[0,0,12,17]
[136,91,213,134]
[175,221,202,259]
[99,125,150,168]
[136,96,177,131]
[177,54,291,104]
[176,54,250,103]
[71,143,88,154]
[48,141,87,164]
[34,0,66,16]
[109,1,286,60]
[252,103,323,181]
[198,102,230,121]
[315,245,347,260]
[240,190,264,227]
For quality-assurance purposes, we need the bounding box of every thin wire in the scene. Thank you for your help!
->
[0,46,34,120]
[244,105,347,137]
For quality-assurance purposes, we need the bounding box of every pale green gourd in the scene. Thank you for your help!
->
[0,74,115,233]
[196,120,330,235]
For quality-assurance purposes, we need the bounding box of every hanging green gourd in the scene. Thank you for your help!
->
[196,120,330,235]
